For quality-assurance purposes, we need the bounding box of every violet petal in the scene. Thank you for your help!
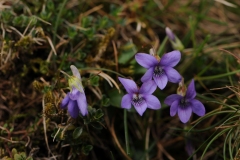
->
[190,99,205,116]
[164,94,182,106]
[141,67,154,82]
[164,67,182,83]
[153,74,168,90]
[132,100,147,116]
[135,53,158,69]
[118,77,138,94]
[159,50,181,67]
[121,94,132,109]
[185,79,196,100]
[61,93,70,109]
[77,93,88,116]
[139,80,157,95]
[144,95,161,110]
[69,87,80,100]
[178,104,192,123]
[68,100,79,118]
[170,100,179,116]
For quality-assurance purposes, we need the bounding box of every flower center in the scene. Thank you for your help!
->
[132,93,144,107]
[180,98,189,108]
[153,65,164,77]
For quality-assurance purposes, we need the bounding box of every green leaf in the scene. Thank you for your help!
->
[118,41,137,64]
[13,15,28,27]
[72,127,83,139]
[14,152,26,160]
[91,122,103,130]
[82,145,93,155]
[12,148,18,155]
[1,10,14,23]
[94,109,104,119]
[107,88,124,107]
[90,76,99,87]
[67,26,78,39]
[101,95,110,107]
[46,0,55,11]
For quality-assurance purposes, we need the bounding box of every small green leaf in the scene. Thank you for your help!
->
[12,148,18,155]
[118,41,137,64]
[94,109,104,119]
[107,88,124,107]
[67,26,78,39]
[1,10,14,23]
[14,152,26,160]
[101,95,110,107]
[46,0,55,11]
[72,127,83,139]
[91,122,103,130]
[90,76,99,87]
[82,145,93,155]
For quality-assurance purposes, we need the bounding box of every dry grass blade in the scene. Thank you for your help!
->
[87,70,120,92]
[46,36,57,55]
[42,95,57,160]
[104,112,132,160]
[88,85,102,99]
[215,0,237,8]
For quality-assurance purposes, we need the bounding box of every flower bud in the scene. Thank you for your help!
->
[61,65,84,93]
[177,77,187,96]
[165,27,184,51]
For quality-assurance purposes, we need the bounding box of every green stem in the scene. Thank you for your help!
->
[196,69,240,81]
[157,36,168,56]
[53,0,68,45]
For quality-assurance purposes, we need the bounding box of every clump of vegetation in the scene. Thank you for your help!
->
[1,0,240,159]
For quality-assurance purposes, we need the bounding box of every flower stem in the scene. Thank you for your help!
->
[124,110,130,155]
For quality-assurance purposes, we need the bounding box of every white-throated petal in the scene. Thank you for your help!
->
[178,104,192,123]
[132,99,147,116]
[153,74,168,90]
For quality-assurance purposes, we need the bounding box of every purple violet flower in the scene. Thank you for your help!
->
[135,50,182,90]
[61,65,88,118]
[164,79,205,123]
[118,77,161,116]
